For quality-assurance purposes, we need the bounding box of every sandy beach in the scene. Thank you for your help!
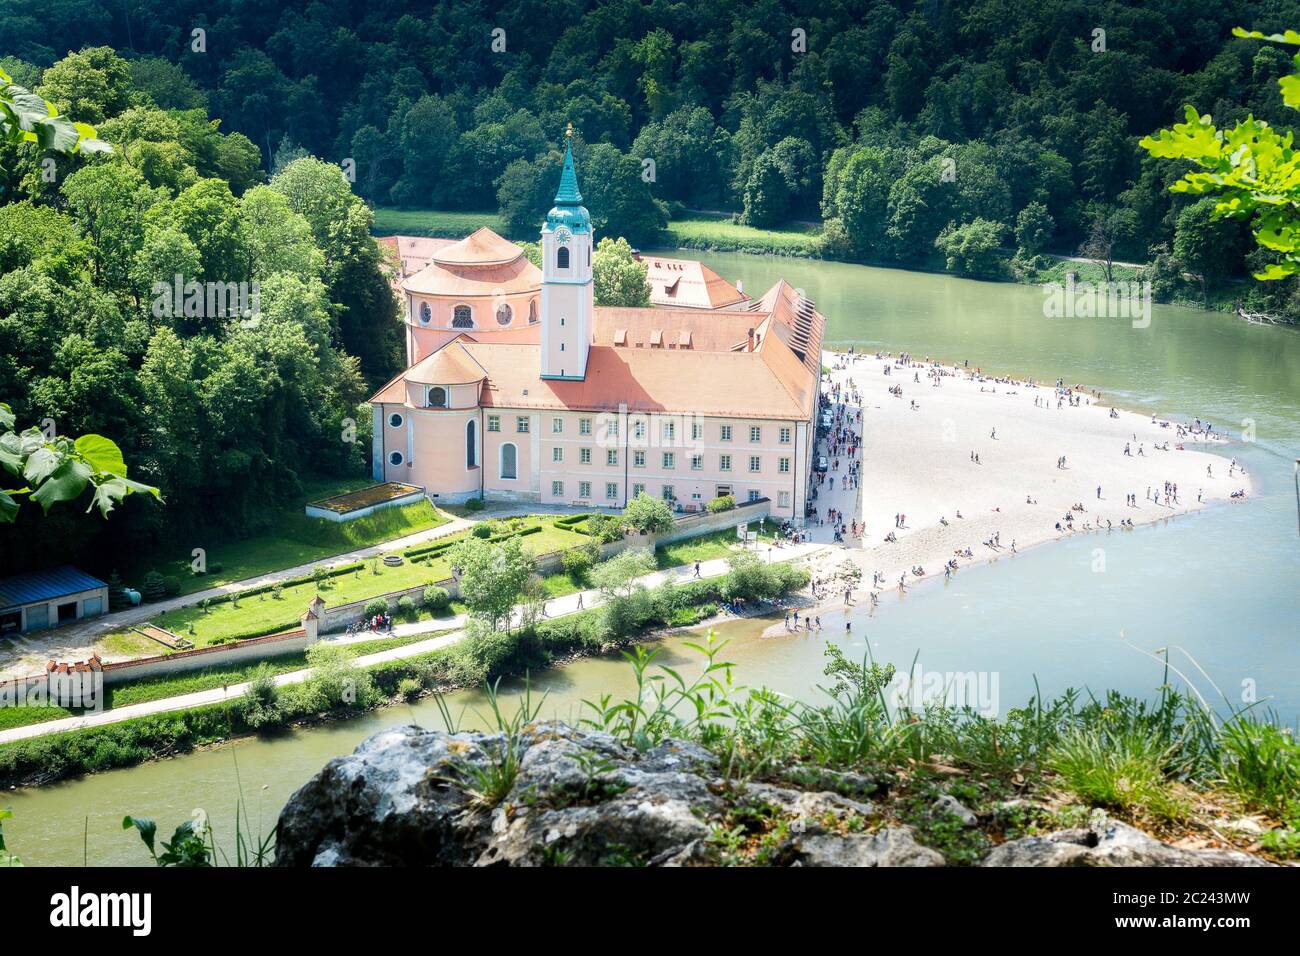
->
[784,349,1252,623]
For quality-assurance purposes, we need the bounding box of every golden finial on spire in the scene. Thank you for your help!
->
[565,121,574,142]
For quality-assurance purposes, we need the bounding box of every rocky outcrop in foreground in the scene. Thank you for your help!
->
[275,722,1273,867]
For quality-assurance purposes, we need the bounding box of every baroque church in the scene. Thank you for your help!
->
[369,136,825,521]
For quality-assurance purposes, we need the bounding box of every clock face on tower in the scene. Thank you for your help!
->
[554,226,572,242]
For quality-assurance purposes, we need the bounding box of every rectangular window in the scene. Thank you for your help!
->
[634,450,645,467]
[551,480,564,496]
[632,482,645,497]
[720,454,731,471]
[691,421,703,441]
[578,481,591,498]
[779,457,790,474]
[663,421,675,441]
[580,447,591,465]
[606,416,619,437]
[517,416,530,433]
[749,455,761,472]
[552,417,563,434]
[606,449,618,466]
[750,426,761,442]
[662,452,675,469]
[487,415,500,432]
[606,482,619,500]
[690,455,703,471]
[779,427,791,444]
[720,425,732,441]
[579,417,592,435]
[662,485,674,501]
[748,489,761,502]
[633,419,646,439]
[778,490,791,508]
[552,447,564,463]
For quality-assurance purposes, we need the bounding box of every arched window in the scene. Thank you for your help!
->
[528,299,538,324]
[418,302,432,324]
[466,420,477,468]
[500,442,517,480]
[428,386,447,408]
[495,303,512,326]
[556,246,570,270]
[388,451,404,467]
[452,305,473,328]
[388,412,404,428]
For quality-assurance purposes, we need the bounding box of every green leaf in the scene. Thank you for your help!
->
[1232,27,1300,45]
[0,491,18,523]
[122,816,158,857]
[0,402,14,429]
[74,433,128,476]
[21,445,61,485]
[29,458,92,513]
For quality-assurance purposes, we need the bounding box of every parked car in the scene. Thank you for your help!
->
[814,456,829,472]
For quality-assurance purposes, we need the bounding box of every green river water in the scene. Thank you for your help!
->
[5,252,1299,866]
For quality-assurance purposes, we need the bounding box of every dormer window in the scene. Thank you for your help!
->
[428,386,447,407]
[557,246,570,270]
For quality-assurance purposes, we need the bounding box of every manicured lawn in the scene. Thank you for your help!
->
[664,215,822,256]
[106,516,591,649]
[120,477,450,597]
[373,207,508,238]
[654,521,780,569]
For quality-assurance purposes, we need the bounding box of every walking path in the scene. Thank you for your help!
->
[0,541,825,745]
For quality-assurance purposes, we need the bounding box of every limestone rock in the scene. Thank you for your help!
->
[983,818,1275,867]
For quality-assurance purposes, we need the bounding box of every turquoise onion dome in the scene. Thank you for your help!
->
[544,128,591,235]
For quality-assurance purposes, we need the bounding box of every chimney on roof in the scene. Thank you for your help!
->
[736,280,743,294]
[746,328,755,350]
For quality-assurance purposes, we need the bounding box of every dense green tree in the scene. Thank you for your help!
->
[593,237,650,306]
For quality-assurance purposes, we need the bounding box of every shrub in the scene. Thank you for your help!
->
[561,546,594,582]
[706,494,736,513]
[161,576,182,597]
[622,492,674,534]
[238,665,282,730]
[363,599,388,618]
[141,571,167,603]
[397,677,422,701]
[465,497,485,511]
[397,595,417,621]
[422,584,451,612]
[585,514,623,543]
[471,523,492,539]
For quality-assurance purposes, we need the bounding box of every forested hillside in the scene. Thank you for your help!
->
[9,0,1300,304]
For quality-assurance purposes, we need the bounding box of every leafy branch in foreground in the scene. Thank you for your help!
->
[1140,27,1300,280]
[0,402,161,522]
[0,64,111,155]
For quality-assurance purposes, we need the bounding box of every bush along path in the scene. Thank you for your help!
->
[0,542,825,749]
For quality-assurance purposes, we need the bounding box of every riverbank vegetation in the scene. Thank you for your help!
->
[0,553,810,789]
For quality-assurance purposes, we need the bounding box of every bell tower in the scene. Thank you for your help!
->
[540,124,593,380]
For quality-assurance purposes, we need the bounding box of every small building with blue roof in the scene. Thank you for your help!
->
[0,566,108,637]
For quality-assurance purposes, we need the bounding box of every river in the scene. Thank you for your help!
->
[5,252,1299,866]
